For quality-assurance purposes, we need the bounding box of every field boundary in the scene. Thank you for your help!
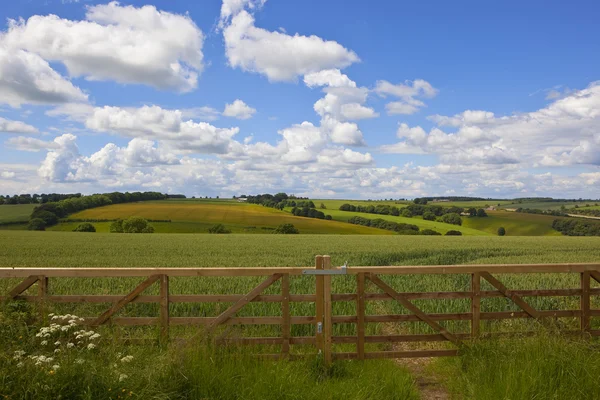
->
[2,258,600,364]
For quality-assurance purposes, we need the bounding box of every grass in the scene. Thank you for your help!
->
[462,210,565,236]
[324,208,490,236]
[0,204,36,223]
[65,202,389,235]
[437,334,600,399]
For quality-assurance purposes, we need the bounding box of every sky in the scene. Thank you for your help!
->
[0,0,599,199]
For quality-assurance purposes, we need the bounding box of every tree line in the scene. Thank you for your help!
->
[552,219,600,236]
[246,193,332,221]
[0,193,82,205]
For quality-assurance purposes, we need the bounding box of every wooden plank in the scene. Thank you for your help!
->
[160,274,169,344]
[170,316,316,326]
[314,256,324,356]
[367,273,462,346]
[590,270,600,284]
[581,272,590,333]
[92,275,160,326]
[8,275,39,299]
[480,272,541,319]
[206,274,282,331]
[356,272,366,360]
[3,263,600,278]
[322,255,333,366]
[37,275,48,321]
[333,350,459,360]
[281,274,290,355]
[217,337,316,345]
[471,272,480,338]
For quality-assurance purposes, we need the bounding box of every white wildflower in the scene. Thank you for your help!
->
[119,374,128,382]
[17,362,24,368]
[67,343,75,348]
[87,343,96,350]
[54,349,61,354]
[46,357,54,363]
[89,333,100,340]
[120,355,134,363]
[51,316,59,320]
[48,313,55,317]
[13,350,25,360]
[60,326,70,332]
[75,358,84,364]
[40,341,48,346]
[52,364,60,370]
[54,341,61,346]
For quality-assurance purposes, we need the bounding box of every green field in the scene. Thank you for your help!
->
[0,204,36,223]
[462,210,565,236]
[64,201,390,235]
[323,208,490,236]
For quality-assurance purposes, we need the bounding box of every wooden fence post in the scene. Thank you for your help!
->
[38,275,48,322]
[581,271,590,333]
[315,256,324,356]
[323,255,333,366]
[160,274,169,344]
[471,272,480,338]
[356,272,366,360]
[281,273,291,356]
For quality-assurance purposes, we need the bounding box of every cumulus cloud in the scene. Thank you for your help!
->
[0,46,88,107]
[6,136,59,152]
[2,2,204,92]
[0,117,39,134]
[374,79,438,115]
[223,99,256,120]
[222,8,359,82]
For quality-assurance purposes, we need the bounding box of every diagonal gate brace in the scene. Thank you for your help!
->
[480,272,541,319]
[93,275,161,326]
[8,275,40,299]
[367,273,462,347]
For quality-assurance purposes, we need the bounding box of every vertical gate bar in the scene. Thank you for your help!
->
[160,274,170,344]
[315,256,324,355]
[323,255,333,366]
[471,272,480,338]
[38,275,48,322]
[581,271,590,333]
[356,272,366,360]
[281,273,291,356]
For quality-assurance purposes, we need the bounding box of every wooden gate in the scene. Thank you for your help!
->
[2,258,600,365]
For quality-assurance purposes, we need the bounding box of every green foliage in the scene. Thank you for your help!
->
[497,226,506,236]
[476,208,488,217]
[30,210,59,226]
[348,216,420,234]
[420,229,441,235]
[439,213,462,226]
[27,218,46,231]
[401,209,413,218]
[121,217,154,233]
[72,223,96,232]
[109,219,123,233]
[552,218,600,236]
[273,223,299,234]
[422,212,436,221]
[445,230,463,236]
[208,223,231,234]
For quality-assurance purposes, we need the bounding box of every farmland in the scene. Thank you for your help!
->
[0,204,36,223]
[462,210,564,236]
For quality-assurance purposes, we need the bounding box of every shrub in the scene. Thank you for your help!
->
[422,212,436,221]
[498,227,506,236]
[401,209,413,218]
[439,213,462,226]
[445,230,462,236]
[122,217,154,233]
[476,208,488,217]
[73,223,96,232]
[273,223,299,234]
[421,229,441,235]
[325,215,332,220]
[27,218,46,231]
[208,224,231,234]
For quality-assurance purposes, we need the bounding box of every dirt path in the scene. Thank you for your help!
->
[398,357,450,400]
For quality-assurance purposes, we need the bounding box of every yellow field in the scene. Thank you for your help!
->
[69,202,391,235]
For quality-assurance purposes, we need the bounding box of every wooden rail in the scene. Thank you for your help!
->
[2,258,600,365]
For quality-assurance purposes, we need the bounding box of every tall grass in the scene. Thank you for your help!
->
[436,334,600,399]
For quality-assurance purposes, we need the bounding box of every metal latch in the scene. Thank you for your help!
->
[317,322,323,334]
[302,262,348,275]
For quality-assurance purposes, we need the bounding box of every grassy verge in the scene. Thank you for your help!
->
[0,303,419,400]
[435,334,600,399]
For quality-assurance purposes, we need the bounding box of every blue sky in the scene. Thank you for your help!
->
[0,0,599,198]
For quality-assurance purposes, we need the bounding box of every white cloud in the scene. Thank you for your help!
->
[223,99,256,120]
[375,79,438,115]
[222,9,359,82]
[340,103,379,120]
[0,46,88,107]
[0,117,39,134]
[3,2,204,92]
[1,171,16,179]
[428,110,496,127]
[6,136,59,152]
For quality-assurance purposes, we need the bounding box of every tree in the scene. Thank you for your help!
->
[497,227,506,236]
[476,209,488,217]
[30,210,59,226]
[273,223,299,234]
[110,219,124,233]
[468,208,477,217]
[439,213,462,226]
[421,229,441,235]
[27,218,46,231]
[208,224,231,234]
[401,209,413,218]
[320,203,326,209]
[122,217,154,233]
[445,230,462,236]
[73,223,96,232]
[325,215,332,220]
[422,212,436,221]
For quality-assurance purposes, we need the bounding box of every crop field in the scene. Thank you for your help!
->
[65,201,389,235]
[498,201,594,210]
[315,199,409,209]
[324,208,490,236]
[462,210,565,236]
[0,204,36,223]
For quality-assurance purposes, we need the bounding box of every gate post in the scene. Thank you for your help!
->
[315,256,324,356]
[322,255,333,366]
